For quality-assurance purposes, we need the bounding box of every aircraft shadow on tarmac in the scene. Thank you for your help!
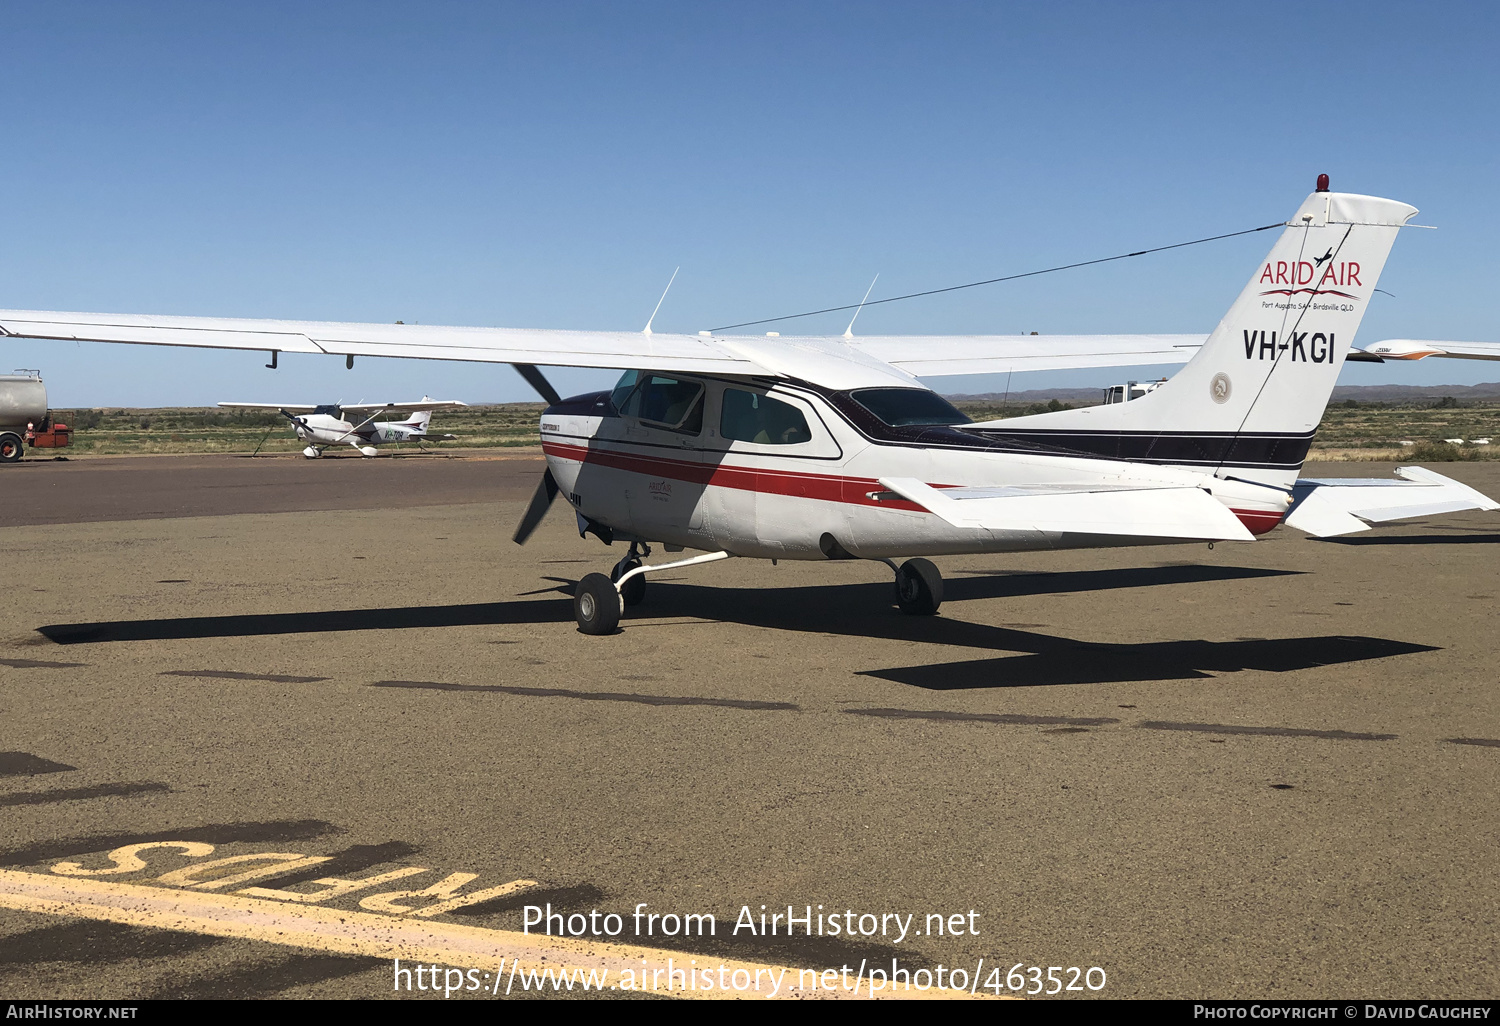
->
[33,563,1438,688]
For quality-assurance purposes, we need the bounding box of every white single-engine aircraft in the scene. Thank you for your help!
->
[217,397,465,457]
[1,177,1494,634]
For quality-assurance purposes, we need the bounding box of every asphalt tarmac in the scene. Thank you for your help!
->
[1,451,1497,1000]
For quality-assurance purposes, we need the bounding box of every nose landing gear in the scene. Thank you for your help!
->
[572,549,731,635]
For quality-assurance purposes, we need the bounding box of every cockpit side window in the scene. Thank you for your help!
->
[611,370,705,434]
[720,389,813,445]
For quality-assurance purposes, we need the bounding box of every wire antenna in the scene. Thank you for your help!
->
[712,221,1283,333]
[842,274,880,339]
[643,267,680,336]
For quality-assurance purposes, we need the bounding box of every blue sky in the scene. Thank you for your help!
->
[1,1,1496,406]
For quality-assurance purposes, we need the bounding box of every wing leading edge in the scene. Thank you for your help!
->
[0,307,1208,389]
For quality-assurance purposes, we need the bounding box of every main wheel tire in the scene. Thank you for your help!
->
[610,559,647,606]
[574,573,623,635]
[894,558,943,616]
[0,434,22,463]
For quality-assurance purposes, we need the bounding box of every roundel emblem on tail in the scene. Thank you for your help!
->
[1210,373,1232,404]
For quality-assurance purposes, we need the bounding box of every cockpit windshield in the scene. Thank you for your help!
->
[849,388,971,427]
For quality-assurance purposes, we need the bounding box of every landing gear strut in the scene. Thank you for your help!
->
[889,557,943,616]
[572,550,730,635]
[610,542,651,607]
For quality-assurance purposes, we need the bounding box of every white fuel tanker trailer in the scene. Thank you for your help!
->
[0,371,69,462]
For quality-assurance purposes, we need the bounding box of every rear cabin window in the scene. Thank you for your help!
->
[849,388,971,427]
[611,371,704,434]
[720,389,812,445]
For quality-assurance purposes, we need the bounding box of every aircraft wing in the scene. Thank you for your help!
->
[339,399,468,415]
[217,401,319,414]
[878,477,1255,542]
[1284,467,1500,537]
[0,307,1214,387]
[845,333,1204,376]
[0,309,766,376]
[1359,339,1500,362]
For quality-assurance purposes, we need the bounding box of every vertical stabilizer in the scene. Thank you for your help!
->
[985,182,1418,487]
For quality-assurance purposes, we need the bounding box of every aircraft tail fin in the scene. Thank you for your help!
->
[979,179,1419,487]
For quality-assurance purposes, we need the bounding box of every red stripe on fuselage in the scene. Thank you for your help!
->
[545,438,1288,532]
[542,439,930,510]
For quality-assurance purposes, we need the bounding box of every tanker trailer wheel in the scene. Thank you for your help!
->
[0,433,22,463]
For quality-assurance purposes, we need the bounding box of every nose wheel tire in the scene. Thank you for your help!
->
[610,559,647,606]
[894,558,943,616]
[574,573,623,635]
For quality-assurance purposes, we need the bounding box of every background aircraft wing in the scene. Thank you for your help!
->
[1359,339,1500,362]
[843,333,1205,376]
[339,399,468,415]
[217,401,319,414]
[1284,467,1500,537]
[878,476,1255,541]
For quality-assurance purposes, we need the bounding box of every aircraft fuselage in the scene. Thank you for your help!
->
[540,373,1291,561]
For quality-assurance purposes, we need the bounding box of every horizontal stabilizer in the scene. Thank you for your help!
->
[877,477,1255,542]
[1285,467,1500,537]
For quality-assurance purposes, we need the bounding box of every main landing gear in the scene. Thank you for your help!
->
[610,542,650,607]
[883,557,943,616]
[573,549,731,635]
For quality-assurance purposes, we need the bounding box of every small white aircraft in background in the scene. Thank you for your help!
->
[1358,339,1500,362]
[217,397,465,457]
[2,176,1496,636]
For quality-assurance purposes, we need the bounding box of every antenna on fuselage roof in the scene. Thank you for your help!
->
[842,274,880,339]
[642,267,680,336]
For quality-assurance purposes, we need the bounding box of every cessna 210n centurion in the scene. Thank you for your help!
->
[1,177,1494,634]
[217,397,465,457]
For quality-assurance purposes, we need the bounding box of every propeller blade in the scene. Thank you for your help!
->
[513,467,560,544]
[514,363,562,407]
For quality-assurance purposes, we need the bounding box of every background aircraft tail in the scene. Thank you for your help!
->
[977,180,1419,487]
[400,410,433,434]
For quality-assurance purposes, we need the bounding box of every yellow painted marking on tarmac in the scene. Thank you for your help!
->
[155,852,333,890]
[52,841,216,876]
[240,866,430,904]
[0,869,994,1000]
[359,871,476,914]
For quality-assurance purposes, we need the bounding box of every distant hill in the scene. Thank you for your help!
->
[944,382,1500,405]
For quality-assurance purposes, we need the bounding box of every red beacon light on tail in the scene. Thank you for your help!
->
[1316,173,1330,192]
